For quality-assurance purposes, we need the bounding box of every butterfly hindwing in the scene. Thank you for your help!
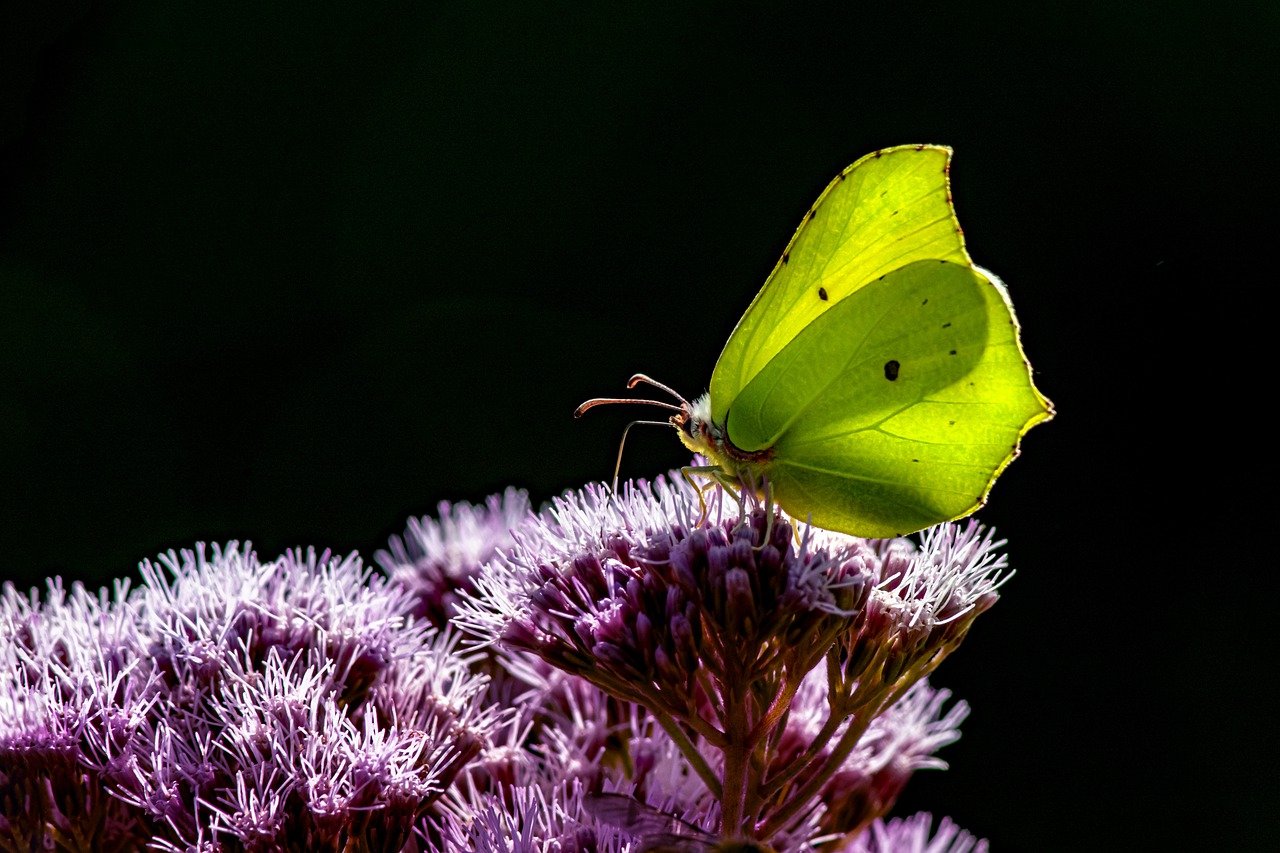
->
[727,260,1050,538]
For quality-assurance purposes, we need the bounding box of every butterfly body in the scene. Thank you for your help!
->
[674,392,773,473]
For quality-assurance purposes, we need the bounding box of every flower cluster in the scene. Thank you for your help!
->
[1,545,495,851]
[376,488,531,627]
[2,471,1015,851]
[451,474,1010,850]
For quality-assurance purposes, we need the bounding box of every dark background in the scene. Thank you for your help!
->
[2,1,1274,849]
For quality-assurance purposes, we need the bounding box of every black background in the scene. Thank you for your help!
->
[2,2,1275,850]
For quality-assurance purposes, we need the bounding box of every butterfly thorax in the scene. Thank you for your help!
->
[674,393,776,477]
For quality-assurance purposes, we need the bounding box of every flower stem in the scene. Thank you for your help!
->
[649,702,723,799]
[718,678,750,833]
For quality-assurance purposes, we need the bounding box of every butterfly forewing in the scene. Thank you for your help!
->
[709,145,969,422]
[726,260,987,450]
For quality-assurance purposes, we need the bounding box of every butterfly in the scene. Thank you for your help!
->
[577,145,1053,539]
[582,792,775,853]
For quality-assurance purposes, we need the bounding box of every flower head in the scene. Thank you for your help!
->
[3,472,1019,852]
[2,542,497,852]
[377,487,532,626]
[835,811,989,853]
[455,473,1010,849]
[1,577,155,850]
[456,477,865,719]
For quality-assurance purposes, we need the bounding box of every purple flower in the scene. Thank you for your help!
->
[436,778,603,853]
[2,473,1020,852]
[377,488,532,627]
[2,543,496,852]
[835,812,989,853]
[457,478,862,701]
[1,577,156,850]
[775,673,971,837]
[455,474,1010,850]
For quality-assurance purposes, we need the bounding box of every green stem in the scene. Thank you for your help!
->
[749,620,844,745]
[590,669,729,749]
[718,678,750,833]
[649,703,723,799]
[759,701,846,802]
[757,698,880,838]
[577,672,724,795]
[760,638,890,800]
[759,661,936,838]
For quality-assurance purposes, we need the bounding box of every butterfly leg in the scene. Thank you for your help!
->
[709,468,762,537]
[756,476,777,549]
[679,464,728,527]
[711,468,750,527]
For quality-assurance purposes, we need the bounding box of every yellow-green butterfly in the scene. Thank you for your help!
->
[578,145,1053,538]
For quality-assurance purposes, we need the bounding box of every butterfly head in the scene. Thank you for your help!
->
[672,393,725,460]
[575,375,773,488]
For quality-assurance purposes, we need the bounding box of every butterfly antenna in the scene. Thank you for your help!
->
[610,420,671,491]
[575,373,689,418]
[575,375,694,491]
[574,397,682,417]
[625,373,691,406]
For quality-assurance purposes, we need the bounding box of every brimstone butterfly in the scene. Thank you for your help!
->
[578,144,1053,538]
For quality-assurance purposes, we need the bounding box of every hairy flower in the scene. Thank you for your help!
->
[835,811,989,853]
[3,473,1016,852]
[377,488,532,626]
[774,673,971,837]
[1,543,496,852]
[435,778,606,853]
[455,474,1009,849]
[456,477,863,718]
[827,523,1011,716]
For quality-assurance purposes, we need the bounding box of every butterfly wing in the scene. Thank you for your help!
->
[725,260,1052,538]
[583,793,717,852]
[709,145,968,423]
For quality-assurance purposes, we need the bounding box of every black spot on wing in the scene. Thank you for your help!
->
[884,360,900,381]
[818,287,828,301]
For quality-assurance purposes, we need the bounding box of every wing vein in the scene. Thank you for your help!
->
[774,458,981,497]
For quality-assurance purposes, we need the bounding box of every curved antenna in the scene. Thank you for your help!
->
[574,373,691,418]
[611,419,673,491]
[574,396,682,418]
[626,373,690,405]
[575,375,692,490]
